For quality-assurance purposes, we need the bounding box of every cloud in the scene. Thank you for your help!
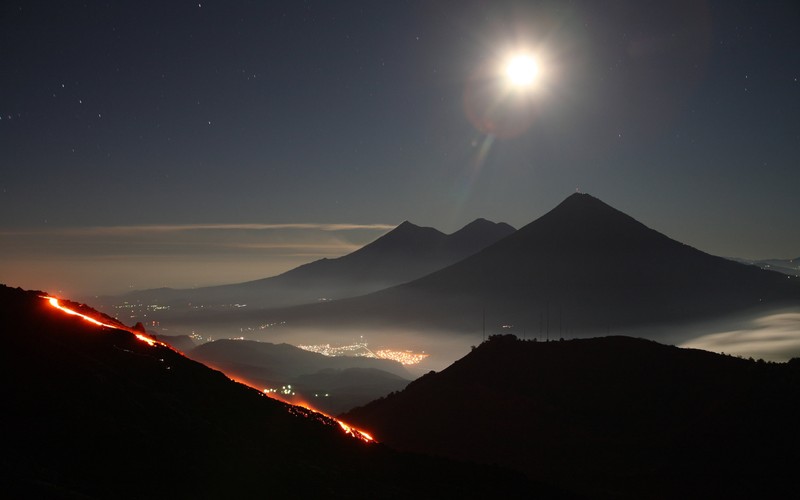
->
[0,222,394,295]
[0,222,392,256]
[680,310,800,361]
[0,222,395,237]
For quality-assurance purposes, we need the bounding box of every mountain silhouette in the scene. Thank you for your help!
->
[0,285,540,498]
[264,193,800,333]
[191,339,410,379]
[291,367,410,415]
[188,339,410,413]
[152,332,197,352]
[107,218,514,310]
[343,334,800,498]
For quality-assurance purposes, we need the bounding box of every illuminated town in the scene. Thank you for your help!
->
[296,341,429,365]
[109,301,170,324]
[104,301,428,365]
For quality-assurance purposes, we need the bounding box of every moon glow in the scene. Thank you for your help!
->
[505,54,539,87]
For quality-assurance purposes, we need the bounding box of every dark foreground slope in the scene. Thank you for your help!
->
[0,285,539,499]
[269,193,800,333]
[344,335,800,499]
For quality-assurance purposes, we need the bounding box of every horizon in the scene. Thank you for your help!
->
[2,1,799,295]
[1,191,797,296]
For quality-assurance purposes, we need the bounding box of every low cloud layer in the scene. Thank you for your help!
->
[680,310,800,361]
[0,223,395,237]
[0,223,394,296]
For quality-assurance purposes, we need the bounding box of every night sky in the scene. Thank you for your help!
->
[1,1,798,295]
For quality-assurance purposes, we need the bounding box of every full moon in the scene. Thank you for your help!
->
[505,54,539,87]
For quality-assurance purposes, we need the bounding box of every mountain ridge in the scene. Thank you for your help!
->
[343,333,800,498]
[102,217,515,310]
[252,193,799,334]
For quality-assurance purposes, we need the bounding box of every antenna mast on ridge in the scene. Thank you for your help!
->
[482,307,486,343]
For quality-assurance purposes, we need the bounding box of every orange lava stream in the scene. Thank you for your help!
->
[44,296,158,346]
[41,296,375,444]
[337,420,374,442]
[269,393,374,443]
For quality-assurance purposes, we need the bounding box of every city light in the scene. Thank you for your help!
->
[297,341,429,365]
[374,349,429,365]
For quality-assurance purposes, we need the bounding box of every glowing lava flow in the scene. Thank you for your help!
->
[42,296,375,444]
[44,297,157,346]
[267,392,374,443]
[337,420,374,443]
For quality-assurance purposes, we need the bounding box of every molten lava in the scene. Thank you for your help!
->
[41,295,375,444]
[338,420,374,442]
[44,296,158,346]
[269,392,374,443]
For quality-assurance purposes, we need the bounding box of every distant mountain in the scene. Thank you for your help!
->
[190,339,410,379]
[0,285,536,498]
[263,193,800,333]
[292,367,410,415]
[152,333,197,352]
[188,339,410,413]
[107,218,515,310]
[344,334,800,498]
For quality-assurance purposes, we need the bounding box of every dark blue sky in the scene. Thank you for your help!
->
[1,0,798,294]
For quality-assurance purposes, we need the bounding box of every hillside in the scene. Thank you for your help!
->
[344,334,800,498]
[0,285,537,498]
[293,367,410,415]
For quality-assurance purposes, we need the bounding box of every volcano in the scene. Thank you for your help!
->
[110,217,514,310]
[265,193,800,333]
